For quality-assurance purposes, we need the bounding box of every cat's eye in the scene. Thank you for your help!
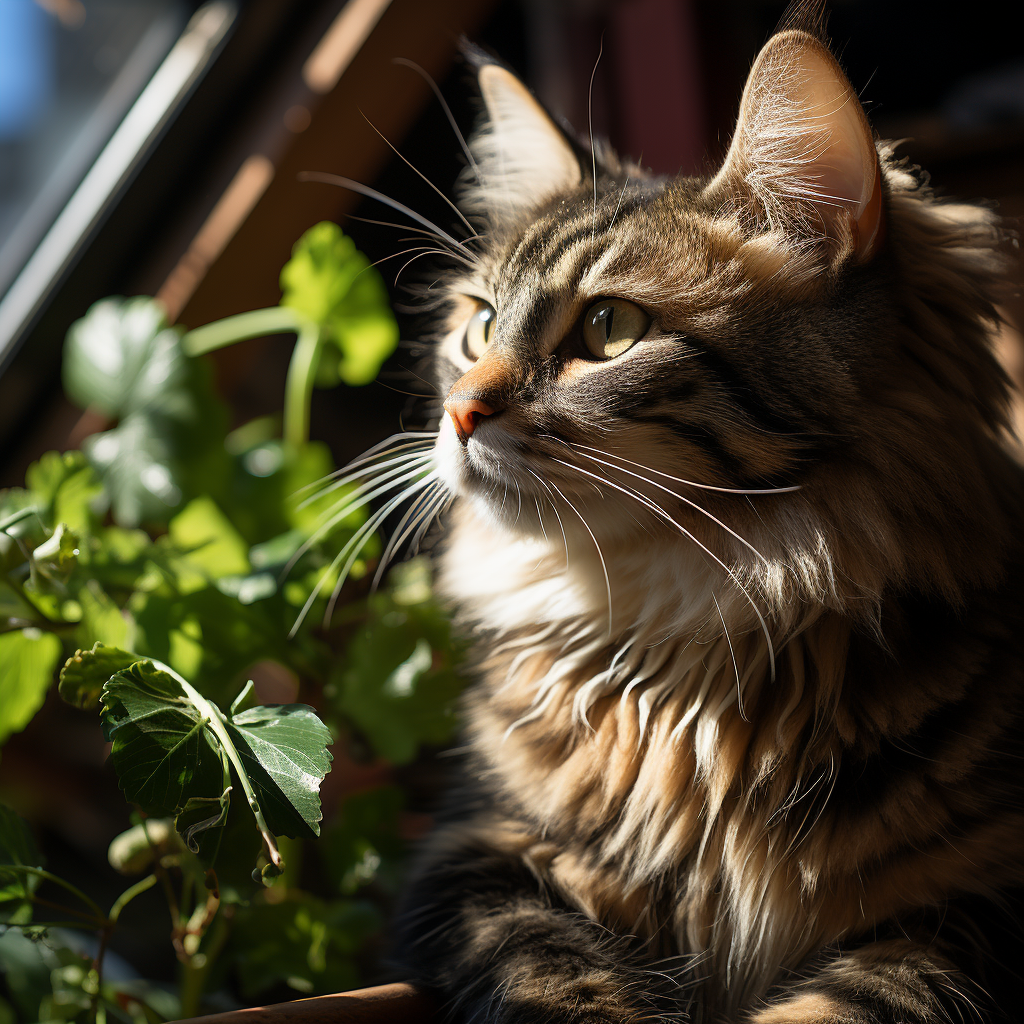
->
[581,299,650,360]
[463,304,496,360]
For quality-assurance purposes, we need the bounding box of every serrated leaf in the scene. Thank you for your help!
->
[0,628,62,747]
[225,704,333,840]
[101,662,225,816]
[0,803,44,922]
[280,222,398,387]
[59,642,142,710]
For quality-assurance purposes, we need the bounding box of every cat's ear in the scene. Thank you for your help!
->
[461,51,582,221]
[713,30,884,261]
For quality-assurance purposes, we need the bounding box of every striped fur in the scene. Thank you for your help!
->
[394,22,1024,1024]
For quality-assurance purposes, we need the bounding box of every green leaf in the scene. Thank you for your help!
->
[93,650,331,872]
[227,895,377,998]
[24,450,103,534]
[58,642,142,710]
[169,496,250,579]
[84,413,183,527]
[0,928,62,1023]
[319,787,405,896]
[0,803,44,923]
[31,523,80,577]
[101,661,226,817]
[280,222,398,386]
[65,298,233,528]
[0,628,62,747]
[225,704,333,840]
[62,297,186,418]
[332,589,465,764]
[75,579,132,649]
[175,787,231,859]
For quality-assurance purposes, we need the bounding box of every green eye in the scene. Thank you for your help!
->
[463,304,495,360]
[581,299,650,359]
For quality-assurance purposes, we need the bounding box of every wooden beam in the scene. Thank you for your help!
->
[171,0,497,331]
[172,983,441,1024]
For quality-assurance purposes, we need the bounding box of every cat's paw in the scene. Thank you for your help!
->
[473,975,672,1024]
[748,992,849,1024]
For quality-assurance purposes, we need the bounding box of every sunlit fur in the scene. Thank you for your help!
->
[359,22,1024,1024]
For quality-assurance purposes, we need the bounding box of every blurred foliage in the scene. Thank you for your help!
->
[0,225,462,1022]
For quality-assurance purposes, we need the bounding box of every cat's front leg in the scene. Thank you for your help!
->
[395,817,676,1024]
[748,939,986,1024]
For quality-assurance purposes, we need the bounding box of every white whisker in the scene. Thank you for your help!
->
[298,450,434,509]
[323,472,440,624]
[567,440,801,495]
[296,432,437,492]
[371,480,445,591]
[548,455,776,681]
[297,172,475,261]
[285,461,433,578]
[562,442,772,567]
[544,474,613,636]
[713,591,746,721]
[359,111,477,237]
[392,58,481,182]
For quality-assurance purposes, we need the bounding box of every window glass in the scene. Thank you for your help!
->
[0,0,188,298]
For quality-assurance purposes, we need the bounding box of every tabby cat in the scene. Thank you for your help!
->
[370,11,1024,1024]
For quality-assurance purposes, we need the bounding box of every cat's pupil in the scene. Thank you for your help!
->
[594,306,612,341]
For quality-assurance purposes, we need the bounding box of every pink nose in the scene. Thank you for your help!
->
[444,398,495,441]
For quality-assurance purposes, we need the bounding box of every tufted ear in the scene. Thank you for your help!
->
[713,30,884,261]
[461,55,583,222]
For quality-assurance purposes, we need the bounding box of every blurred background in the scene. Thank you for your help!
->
[0,0,1022,1015]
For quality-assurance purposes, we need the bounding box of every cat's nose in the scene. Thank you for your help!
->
[444,398,496,441]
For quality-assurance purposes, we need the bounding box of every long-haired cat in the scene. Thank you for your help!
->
[359,10,1024,1023]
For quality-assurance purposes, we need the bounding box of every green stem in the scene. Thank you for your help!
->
[177,908,230,1020]
[0,507,40,534]
[182,305,321,448]
[26,894,105,925]
[283,320,323,448]
[180,306,305,357]
[108,874,157,924]
[3,865,104,919]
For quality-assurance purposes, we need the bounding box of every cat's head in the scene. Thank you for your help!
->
[426,26,1012,621]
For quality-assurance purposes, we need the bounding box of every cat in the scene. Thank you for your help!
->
[357,9,1024,1024]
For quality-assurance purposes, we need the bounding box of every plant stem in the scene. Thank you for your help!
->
[27,894,104,925]
[181,304,321,447]
[181,307,305,357]
[177,908,230,1020]
[283,320,323,448]
[3,865,105,919]
[108,874,157,923]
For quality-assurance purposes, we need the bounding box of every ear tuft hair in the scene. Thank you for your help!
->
[711,29,884,262]
[458,49,583,224]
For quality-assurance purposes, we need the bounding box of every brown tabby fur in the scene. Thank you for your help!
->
[390,9,1024,1023]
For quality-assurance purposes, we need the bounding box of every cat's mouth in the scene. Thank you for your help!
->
[434,412,580,506]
